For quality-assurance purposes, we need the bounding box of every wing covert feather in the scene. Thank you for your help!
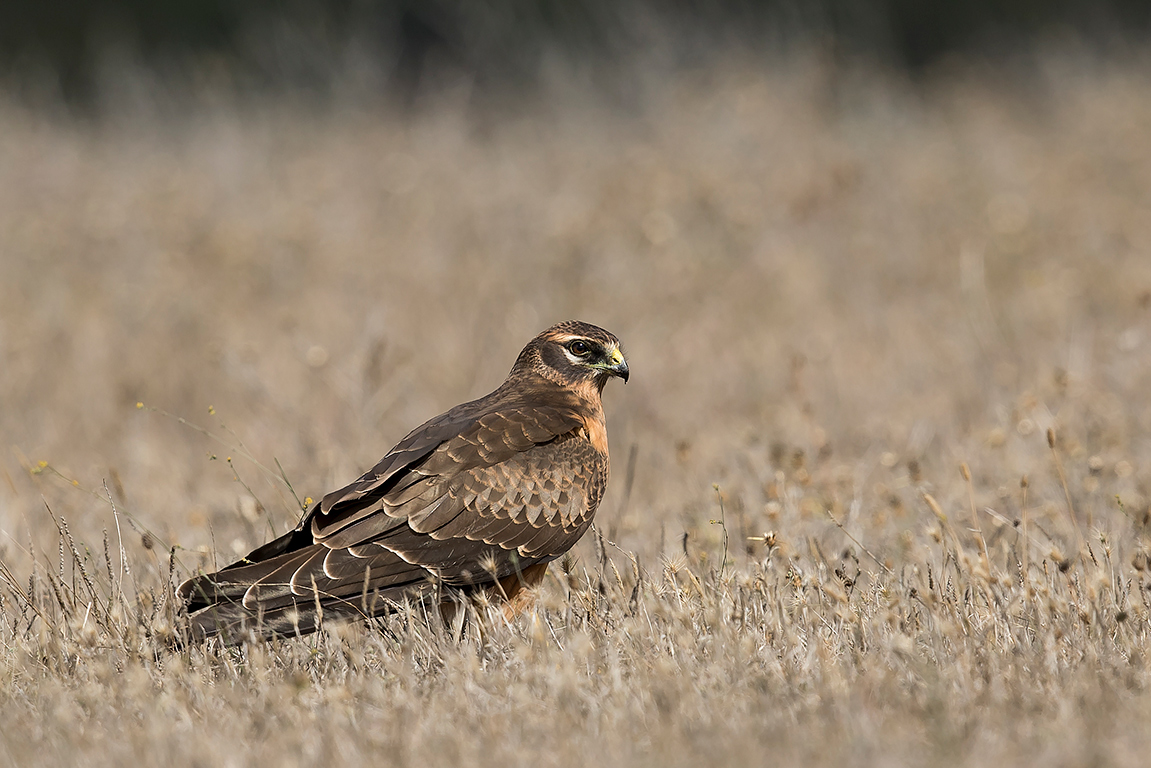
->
[313,405,587,545]
[319,432,605,562]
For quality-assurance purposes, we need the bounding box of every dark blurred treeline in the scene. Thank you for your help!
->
[2,0,1148,103]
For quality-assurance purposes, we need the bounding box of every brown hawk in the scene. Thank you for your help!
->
[178,320,628,640]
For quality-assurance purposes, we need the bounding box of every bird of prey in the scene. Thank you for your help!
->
[178,320,628,640]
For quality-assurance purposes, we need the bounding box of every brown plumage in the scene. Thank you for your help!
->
[178,320,628,641]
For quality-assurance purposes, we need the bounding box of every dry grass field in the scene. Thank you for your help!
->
[3,48,1151,766]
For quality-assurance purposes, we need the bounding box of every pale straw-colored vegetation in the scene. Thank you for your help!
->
[2,48,1151,766]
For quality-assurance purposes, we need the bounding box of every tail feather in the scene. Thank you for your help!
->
[177,525,555,643]
[182,572,439,642]
[178,536,439,642]
[186,595,385,642]
[178,547,318,612]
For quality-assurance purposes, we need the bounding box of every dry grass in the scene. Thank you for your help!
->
[3,48,1151,766]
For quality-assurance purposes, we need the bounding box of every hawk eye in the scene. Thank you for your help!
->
[568,340,591,357]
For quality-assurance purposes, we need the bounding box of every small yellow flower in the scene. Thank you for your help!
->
[304,497,314,506]
[38,460,48,469]
[208,405,216,415]
[136,402,143,409]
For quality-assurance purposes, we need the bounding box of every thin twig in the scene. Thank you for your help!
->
[710,485,730,579]
[960,462,992,576]
[1020,475,1030,596]
[1048,427,1083,560]
[826,508,892,574]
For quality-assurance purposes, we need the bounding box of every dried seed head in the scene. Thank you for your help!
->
[1047,427,1056,449]
[923,493,946,522]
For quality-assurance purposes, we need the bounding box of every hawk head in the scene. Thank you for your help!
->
[514,321,629,390]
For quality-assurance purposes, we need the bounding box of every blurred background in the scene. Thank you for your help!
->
[1,1,1150,576]
[1,1,1150,105]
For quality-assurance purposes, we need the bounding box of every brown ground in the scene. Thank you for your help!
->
[2,48,1151,766]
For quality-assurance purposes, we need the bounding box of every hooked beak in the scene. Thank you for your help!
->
[604,347,629,383]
